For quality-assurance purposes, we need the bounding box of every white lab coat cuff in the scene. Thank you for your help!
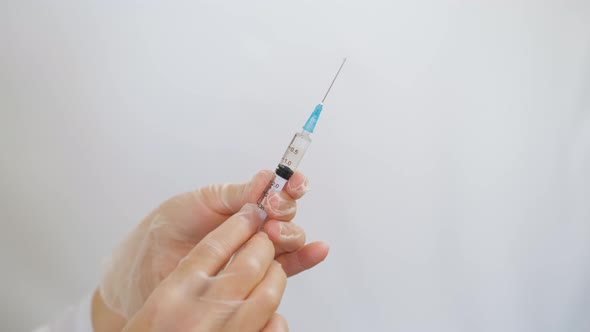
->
[32,293,94,332]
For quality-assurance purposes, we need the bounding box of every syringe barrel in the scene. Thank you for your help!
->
[257,131,312,219]
[279,131,312,171]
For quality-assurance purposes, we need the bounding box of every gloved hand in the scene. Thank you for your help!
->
[123,204,290,332]
[99,170,329,320]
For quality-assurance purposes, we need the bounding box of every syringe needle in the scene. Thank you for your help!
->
[321,57,347,103]
[258,58,347,219]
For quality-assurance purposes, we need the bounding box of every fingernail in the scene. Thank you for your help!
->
[279,222,300,239]
[267,193,296,216]
[290,177,310,196]
[240,203,263,224]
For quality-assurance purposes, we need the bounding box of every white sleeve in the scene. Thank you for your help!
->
[32,293,94,332]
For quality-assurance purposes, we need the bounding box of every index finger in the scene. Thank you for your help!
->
[173,203,264,279]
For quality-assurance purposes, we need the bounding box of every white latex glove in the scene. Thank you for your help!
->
[123,204,289,332]
[99,170,329,320]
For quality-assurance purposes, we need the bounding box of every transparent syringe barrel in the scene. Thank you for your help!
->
[257,131,312,220]
[279,131,312,172]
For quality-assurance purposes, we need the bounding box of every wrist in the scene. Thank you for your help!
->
[91,289,127,332]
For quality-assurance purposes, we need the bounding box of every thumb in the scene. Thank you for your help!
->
[197,170,275,217]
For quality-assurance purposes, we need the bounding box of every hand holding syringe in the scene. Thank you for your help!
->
[66,60,347,332]
[257,58,347,219]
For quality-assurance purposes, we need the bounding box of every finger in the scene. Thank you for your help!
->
[172,204,263,281]
[224,261,287,332]
[284,171,309,200]
[202,232,275,301]
[261,313,289,332]
[195,170,276,219]
[263,220,306,257]
[275,242,329,277]
[263,191,297,221]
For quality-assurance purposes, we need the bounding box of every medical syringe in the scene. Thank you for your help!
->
[257,58,347,219]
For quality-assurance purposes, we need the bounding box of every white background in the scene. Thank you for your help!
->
[1,1,590,331]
